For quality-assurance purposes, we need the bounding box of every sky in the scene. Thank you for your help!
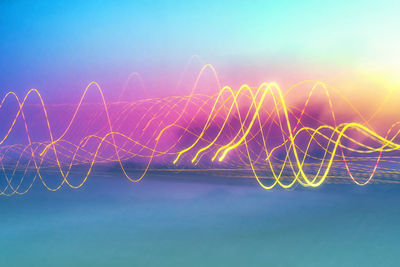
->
[0,0,400,102]
[3,2,400,264]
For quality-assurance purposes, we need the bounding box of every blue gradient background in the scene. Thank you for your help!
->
[2,1,400,266]
[2,0,400,99]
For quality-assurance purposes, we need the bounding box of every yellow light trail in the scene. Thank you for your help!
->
[0,68,399,196]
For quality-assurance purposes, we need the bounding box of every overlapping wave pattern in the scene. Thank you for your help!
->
[1,66,400,195]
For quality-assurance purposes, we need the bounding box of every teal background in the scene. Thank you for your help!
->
[1,174,399,266]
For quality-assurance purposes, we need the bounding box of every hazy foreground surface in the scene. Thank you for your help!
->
[1,173,399,266]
